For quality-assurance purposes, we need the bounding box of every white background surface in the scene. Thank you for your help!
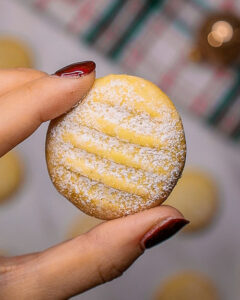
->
[1,1,240,299]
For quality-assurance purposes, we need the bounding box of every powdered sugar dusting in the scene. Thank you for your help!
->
[46,74,186,218]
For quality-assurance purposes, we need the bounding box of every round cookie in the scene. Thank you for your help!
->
[67,216,103,239]
[0,36,32,68]
[0,151,22,203]
[46,74,186,219]
[155,271,219,300]
[165,168,218,232]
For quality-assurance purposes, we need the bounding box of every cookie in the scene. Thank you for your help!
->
[0,151,22,203]
[0,36,32,68]
[155,271,219,300]
[165,168,218,232]
[46,74,186,219]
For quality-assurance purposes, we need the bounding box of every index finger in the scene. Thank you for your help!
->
[0,68,46,97]
[0,61,96,156]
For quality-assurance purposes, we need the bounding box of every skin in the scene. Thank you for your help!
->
[0,68,184,299]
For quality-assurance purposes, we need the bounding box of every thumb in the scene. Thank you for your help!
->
[11,206,188,299]
[0,61,95,156]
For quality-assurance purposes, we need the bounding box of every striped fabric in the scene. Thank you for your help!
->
[23,0,240,143]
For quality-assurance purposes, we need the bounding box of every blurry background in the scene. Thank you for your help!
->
[0,0,240,299]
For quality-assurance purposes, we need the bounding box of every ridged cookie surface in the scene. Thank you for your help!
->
[46,75,186,219]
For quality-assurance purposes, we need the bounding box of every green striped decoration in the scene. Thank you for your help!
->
[208,71,240,126]
[83,0,127,45]
[108,0,166,60]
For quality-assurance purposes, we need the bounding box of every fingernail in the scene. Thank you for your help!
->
[141,218,189,249]
[54,61,96,78]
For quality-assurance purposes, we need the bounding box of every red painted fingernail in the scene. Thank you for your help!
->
[141,218,189,249]
[54,61,96,78]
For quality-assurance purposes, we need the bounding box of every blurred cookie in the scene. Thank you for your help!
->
[165,168,218,232]
[155,271,219,300]
[67,216,103,239]
[0,151,22,203]
[0,36,32,68]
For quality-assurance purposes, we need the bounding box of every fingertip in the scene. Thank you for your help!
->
[50,61,96,103]
[87,205,185,249]
[35,69,96,122]
[54,61,96,78]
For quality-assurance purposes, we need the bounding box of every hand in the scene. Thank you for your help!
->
[0,62,188,299]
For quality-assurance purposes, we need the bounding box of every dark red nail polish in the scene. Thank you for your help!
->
[141,218,189,249]
[54,61,96,78]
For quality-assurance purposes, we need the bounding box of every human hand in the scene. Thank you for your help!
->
[0,62,189,299]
